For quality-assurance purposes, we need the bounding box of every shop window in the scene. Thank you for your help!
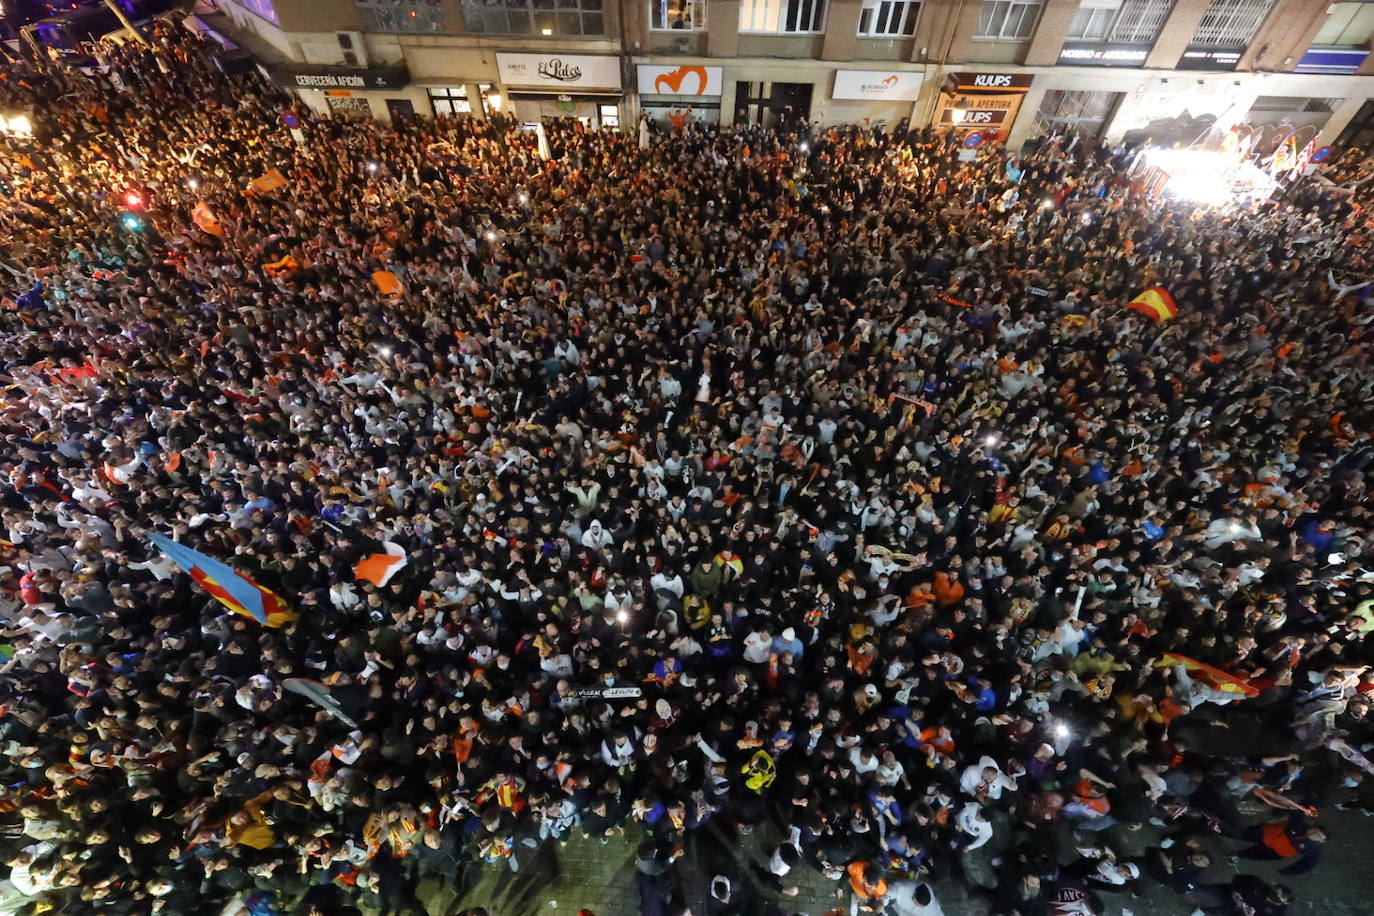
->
[599,104,621,127]
[461,0,605,36]
[1189,0,1277,49]
[739,0,827,34]
[975,0,1043,40]
[1312,1,1374,47]
[355,0,445,32]
[650,0,705,30]
[428,87,473,116]
[858,0,920,37]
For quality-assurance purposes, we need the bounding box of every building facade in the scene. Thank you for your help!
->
[207,0,1374,149]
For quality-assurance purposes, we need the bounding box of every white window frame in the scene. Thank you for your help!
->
[1068,6,1115,41]
[739,0,828,34]
[975,0,1043,40]
[428,87,473,116]
[649,0,706,30]
[1312,1,1374,47]
[857,0,921,37]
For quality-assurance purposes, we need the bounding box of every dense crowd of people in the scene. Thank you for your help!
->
[0,18,1371,916]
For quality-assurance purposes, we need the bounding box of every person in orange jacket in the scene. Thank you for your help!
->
[847,860,888,911]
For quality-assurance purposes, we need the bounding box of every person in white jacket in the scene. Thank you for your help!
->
[953,803,993,850]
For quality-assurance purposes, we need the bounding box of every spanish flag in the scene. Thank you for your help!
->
[149,533,295,627]
[1127,286,1178,324]
[1156,652,1260,697]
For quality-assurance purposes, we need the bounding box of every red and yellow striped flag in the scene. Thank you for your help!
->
[1127,286,1178,324]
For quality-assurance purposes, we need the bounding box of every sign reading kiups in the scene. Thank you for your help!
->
[949,72,1034,93]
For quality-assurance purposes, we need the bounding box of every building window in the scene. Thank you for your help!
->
[428,87,473,116]
[599,103,621,126]
[1312,1,1374,47]
[236,0,279,24]
[858,0,920,36]
[460,0,605,36]
[974,0,1042,40]
[1189,0,1277,48]
[650,0,705,29]
[355,0,445,32]
[739,0,827,34]
[1069,0,1174,43]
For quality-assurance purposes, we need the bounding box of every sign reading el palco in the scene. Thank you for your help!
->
[496,53,622,90]
[636,65,723,96]
[274,66,409,91]
[831,70,924,101]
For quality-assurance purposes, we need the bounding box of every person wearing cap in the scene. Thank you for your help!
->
[772,626,804,659]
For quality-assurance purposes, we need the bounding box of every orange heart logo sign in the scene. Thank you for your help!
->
[654,65,709,96]
[881,75,898,87]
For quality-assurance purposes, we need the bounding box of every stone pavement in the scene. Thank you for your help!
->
[422,804,1374,916]
[423,713,1374,916]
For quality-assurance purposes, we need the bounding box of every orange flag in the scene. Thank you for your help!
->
[372,270,402,298]
[191,202,225,237]
[354,541,408,586]
[249,169,288,193]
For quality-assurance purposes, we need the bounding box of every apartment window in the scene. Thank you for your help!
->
[1069,0,1173,42]
[237,0,279,23]
[739,0,827,33]
[650,0,705,29]
[1190,0,1277,48]
[428,87,473,116]
[356,0,444,32]
[1312,1,1374,46]
[858,0,920,36]
[461,0,606,36]
[975,0,1042,40]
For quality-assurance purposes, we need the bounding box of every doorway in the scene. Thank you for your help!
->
[733,81,813,129]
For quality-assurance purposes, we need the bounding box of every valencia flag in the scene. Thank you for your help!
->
[149,533,295,627]
[1127,286,1178,324]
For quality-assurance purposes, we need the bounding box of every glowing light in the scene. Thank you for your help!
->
[541,26,552,35]
[1041,199,1053,209]
[123,190,143,208]
[983,434,999,446]
[616,611,628,624]
[799,142,810,153]
[486,231,497,242]
[186,177,199,190]
[4,115,32,137]
[486,93,503,111]
[378,346,393,358]
[366,161,378,173]
[1138,148,1277,207]
[518,193,529,204]
[1053,722,1070,739]
[121,214,143,231]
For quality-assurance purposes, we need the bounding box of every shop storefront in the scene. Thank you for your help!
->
[496,53,624,128]
[934,71,1034,140]
[828,69,922,126]
[270,63,413,122]
[637,64,723,126]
